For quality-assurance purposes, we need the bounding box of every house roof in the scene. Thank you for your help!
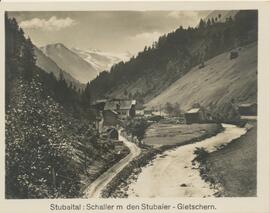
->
[95,99,107,103]
[104,101,117,110]
[135,105,145,110]
[186,108,200,113]
[91,99,107,106]
[238,103,257,107]
[104,99,136,111]
[110,110,119,115]
[103,109,119,115]
[144,109,153,113]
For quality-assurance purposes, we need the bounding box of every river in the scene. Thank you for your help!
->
[126,124,247,197]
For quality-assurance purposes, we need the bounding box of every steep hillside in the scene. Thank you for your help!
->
[86,10,257,105]
[41,43,99,83]
[34,46,84,89]
[6,74,127,198]
[6,76,83,198]
[71,48,131,73]
[146,42,257,116]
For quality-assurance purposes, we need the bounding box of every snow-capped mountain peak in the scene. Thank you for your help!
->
[71,47,132,72]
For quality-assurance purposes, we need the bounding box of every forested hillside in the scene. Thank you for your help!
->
[5,14,122,198]
[86,10,257,106]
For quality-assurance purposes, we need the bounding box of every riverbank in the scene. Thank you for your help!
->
[101,123,223,198]
[197,121,257,197]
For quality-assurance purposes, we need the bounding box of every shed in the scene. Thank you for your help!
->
[184,107,206,124]
[230,51,239,59]
[237,103,257,116]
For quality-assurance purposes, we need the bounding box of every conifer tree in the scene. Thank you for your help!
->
[21,38,36,81]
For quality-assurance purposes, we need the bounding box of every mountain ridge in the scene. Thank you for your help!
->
[40,43,99,84]
[70,47,132,73]
[34,46,85,89]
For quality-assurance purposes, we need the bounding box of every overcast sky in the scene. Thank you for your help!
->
[8,11,210,54]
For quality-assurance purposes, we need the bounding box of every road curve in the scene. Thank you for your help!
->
[83,131,141,198]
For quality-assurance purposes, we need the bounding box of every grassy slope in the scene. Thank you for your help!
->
[146,42,257,111]
[203,122,257,197]
[144,123,221,147]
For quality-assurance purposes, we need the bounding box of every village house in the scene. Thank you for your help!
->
[135,105,145,117]
[91,98,136,131]
[104,99,136,119]
[92,99,107,111]
[237,103,257,116]
[152,110,168,117]
[144,109,153,117]
[184,107,206,124]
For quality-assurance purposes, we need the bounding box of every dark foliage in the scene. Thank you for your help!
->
[124,118,151,142]
[193,147,210,163]
[164,102,181,116]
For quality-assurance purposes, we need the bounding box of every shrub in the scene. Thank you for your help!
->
[124,118,151,142]
[193,147,209,163]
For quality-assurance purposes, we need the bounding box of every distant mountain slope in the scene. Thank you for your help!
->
[146,42,257,115]
[34,46,84,89]
[40,43,99,83]
[71,48,131,72]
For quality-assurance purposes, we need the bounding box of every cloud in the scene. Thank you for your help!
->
[167,11,204,27]
[130,31,163,44]
[127,31,164,53]
[168,11,199,19]
[19,16,77,31]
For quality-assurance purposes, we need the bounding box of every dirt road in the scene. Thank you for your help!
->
[83,132,141,198]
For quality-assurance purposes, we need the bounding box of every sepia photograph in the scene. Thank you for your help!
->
[5,9,259,200]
